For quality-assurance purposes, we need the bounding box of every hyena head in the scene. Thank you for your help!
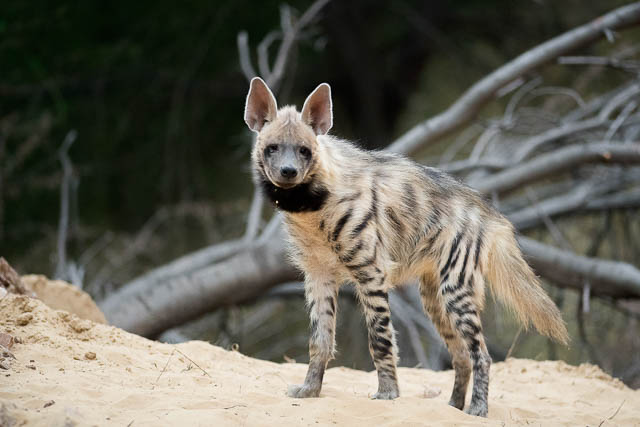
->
[244,77,332,189]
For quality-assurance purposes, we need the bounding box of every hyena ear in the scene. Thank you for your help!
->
[244,77,278,132]
[301,83,333,135]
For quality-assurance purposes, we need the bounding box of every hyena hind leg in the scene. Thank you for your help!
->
[287,282,339,398]
[440,272,491,417]
[419,276,472,411]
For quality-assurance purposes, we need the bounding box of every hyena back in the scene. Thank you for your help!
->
[244,77,568,417]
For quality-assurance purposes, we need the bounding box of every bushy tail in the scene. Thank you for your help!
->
[485,221,569,344]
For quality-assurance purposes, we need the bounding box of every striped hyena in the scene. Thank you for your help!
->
[244,77,568,417]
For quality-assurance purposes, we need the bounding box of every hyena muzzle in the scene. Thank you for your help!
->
[243,77,569,417]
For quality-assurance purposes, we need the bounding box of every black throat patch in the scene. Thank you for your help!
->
[259,176,329,213]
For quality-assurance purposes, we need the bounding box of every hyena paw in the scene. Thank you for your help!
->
[465,402,488,417]
[371,389,399,400]
[448,397,465,410]
[287,384,320,398]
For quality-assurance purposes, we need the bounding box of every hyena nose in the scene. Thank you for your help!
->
[280,167,298,179]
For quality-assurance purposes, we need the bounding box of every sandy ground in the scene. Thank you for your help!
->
[1,279,639,426]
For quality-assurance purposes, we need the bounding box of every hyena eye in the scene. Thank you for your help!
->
[265,144,278,156]
[299,146,311,158]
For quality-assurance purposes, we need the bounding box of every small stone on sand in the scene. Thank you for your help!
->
[16,313,33,326]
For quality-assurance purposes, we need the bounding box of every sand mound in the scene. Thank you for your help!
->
[1,284,639,426]
[20,275,106,324]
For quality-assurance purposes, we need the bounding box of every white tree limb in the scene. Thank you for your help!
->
[388,2,640,155]
[519,236,640,298]
[475,143,640,194]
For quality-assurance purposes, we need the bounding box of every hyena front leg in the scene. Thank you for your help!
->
[355,276,399,399]
[287,280,339,398]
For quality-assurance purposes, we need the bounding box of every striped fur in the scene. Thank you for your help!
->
[245,78,568,417]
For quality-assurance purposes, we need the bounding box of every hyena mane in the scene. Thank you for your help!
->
[244,77,568,418]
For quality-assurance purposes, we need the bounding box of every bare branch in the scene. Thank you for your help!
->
[598,82,640,120]
[257,31,280,78]
[475,143,640,194]
[388,292,429,369]
[438,124,481,166]
[503,77,543,124]
[507,174,640,230]
[605,100,637,141]
[585,187,640,210]
[558,55,640,72]
[524,188,574,250]
[55,130,77,282]
[237,31,257,81]
[440,157,506,174]
[244,187,265,241]
[267,0,331,91]
[519,236,640,298]
[513,117,607,162]
[530,86,587,110]
[388,2,640,155]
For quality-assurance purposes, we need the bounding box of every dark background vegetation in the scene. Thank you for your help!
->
[2,0,639,387]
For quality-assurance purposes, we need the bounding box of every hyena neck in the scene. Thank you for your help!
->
[259,175,330,213]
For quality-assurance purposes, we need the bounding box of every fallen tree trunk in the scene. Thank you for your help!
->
[101,225,297,336]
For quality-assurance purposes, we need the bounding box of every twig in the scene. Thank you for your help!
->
[598,83,640,120]
[577,294,601,366]
[608,399,625,420]
[153,348,175,389]
[503,77,543,124]
[605,100,637,141]
[524,188,573,251]
[531,86,587,110]
[438,124,481,165]
[469,124,500,162]
[505,327,523,359]
[223,404,247,410]
[173,347,212,378]
[597,397,625,426]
